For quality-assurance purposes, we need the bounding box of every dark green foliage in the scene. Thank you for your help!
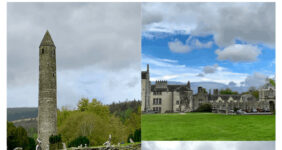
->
[49,134,62,144]
[133,128,141,142]
[220,88,238,95]
[233,107,239,112]
[127,128,141,143]
[109,100,141,122]
[27,137,36,150]
[49,134,63,149]
[7,107,38,121]
[195,103,212,112]
[68,136,89,147]
[7,122,36,150]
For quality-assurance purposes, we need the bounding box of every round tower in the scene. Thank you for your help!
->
[38,30,57,150]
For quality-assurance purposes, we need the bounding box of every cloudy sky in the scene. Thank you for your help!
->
[142,141,275,150]
[7,3,141,108]
[142,3,275,91]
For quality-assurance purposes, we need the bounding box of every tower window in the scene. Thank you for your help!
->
[42,49,44,54]
[53,73,55,77]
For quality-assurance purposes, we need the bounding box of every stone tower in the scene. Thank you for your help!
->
[38,30,57,150]
[141,64,151,112]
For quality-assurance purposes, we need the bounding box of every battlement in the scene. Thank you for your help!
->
[156,80,168,89]
[156,80,168,83]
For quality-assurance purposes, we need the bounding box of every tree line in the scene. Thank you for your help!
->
[7,98,141,149]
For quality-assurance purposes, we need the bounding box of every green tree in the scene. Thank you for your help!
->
[269,79,275,87]
[57,98,140,147]
[78,98,89,112]
[220,88,238,95]
[87,98,110,117]
[7,122,35,150]
[248,87,259,99]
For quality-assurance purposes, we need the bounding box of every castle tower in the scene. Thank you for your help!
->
[141,64,151,112]
[187,81,191,90]
[38,30,57,149]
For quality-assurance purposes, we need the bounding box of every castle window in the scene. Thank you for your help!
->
[153,107,161,112]
[42,49,44,54]
[53,73,55,77]
[159,99,162,105]
[176,101,179,105]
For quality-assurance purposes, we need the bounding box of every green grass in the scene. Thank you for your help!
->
[142,113,275,141]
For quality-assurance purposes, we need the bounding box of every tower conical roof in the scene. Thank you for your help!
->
[40,30,55,47]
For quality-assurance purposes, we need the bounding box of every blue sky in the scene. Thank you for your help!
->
[141,3,275,89]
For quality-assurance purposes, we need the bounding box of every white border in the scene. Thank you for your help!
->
[0,0,7,150]
[1,0,280,150]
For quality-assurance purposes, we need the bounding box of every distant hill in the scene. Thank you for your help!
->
[7,107,38,121]
[152,81,248,94]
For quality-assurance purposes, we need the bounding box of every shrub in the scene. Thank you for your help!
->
[7,122,35,150]
[195,103,212,112]
[49,134,62,144]
[133,128,141,142]
[49,134,62,150]
[233,107,239,112]
[127,128,141,143]
[68,136,89,147]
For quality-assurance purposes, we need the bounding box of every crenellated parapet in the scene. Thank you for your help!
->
[155,80,168,89]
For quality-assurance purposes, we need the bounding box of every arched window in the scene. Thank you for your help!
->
[42,49,44,54]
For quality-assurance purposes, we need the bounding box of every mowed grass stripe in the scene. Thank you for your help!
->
[141,113,275,141]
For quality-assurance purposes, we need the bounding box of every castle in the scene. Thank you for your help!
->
[141,64,275,114]
[38,30,57,149]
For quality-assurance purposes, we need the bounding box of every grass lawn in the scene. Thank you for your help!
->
[142,113,275,141]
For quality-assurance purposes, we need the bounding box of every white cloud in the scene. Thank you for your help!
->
[197,73,204,77]
[168,36,213,53]
[228,81,237,87]
[142,55,247,85]
[241,72,268,88]
[142,3,275,47]
[7,3,141,107]
[168,39,191,53]
[215,44,261,62]
[195,39,213,48]
[203,64,218,74]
